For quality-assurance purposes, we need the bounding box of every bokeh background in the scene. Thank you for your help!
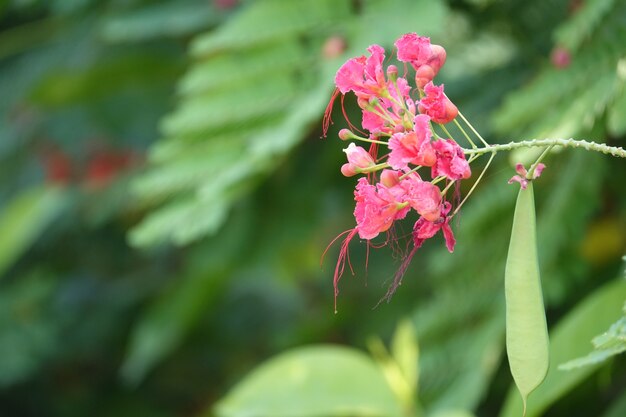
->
[0,0,625,416]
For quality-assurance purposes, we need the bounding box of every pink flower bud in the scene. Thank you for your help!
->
[341,163,358,177]
[343,143,375,168]
[415,65,436,89]
[380,169,401,188]
[386,65,398,82]
[338,129,353,140]
[428,45,446,74]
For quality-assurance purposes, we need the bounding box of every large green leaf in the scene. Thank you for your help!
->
[499,277,626,417]
[0,185,67,278]
[213,345,403,417]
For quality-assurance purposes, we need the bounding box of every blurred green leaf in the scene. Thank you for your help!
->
[120,269,227,386]
[603,392,626,417]
[0,272,58,387]
[100,0,225,43]
[499,277,626,417]
[558,302,626,370]
[429,411,477,417]
[0,185,67,278]
[607,87,626,137]
[553,0,618,52]
[391,319,419,394]
[213,345,404,417]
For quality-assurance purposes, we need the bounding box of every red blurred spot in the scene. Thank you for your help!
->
[322,36,347,59]
[84,149,140,188]
[213,0,238,9]
[41,149,73,185]
[551,46,571,69]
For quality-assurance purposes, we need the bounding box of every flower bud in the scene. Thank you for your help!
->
[338,128,354,140]
[343,143,375,168]
[415,65,436,89]
[386,65,398,82]
[380,169,401,188]
[341,163,358,177]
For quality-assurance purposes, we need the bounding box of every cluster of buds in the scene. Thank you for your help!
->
[325,33,472,306]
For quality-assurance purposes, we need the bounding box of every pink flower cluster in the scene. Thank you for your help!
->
[326,33,472,306]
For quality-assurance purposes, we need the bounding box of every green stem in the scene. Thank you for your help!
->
[359,162,390,173]
[527,145,554,179]
[463,138,626,158]
[458,111,489,147]
[453,118,477,149]
[352,136,388,146]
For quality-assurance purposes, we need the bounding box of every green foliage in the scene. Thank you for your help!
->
[0,186,67,278]
[213,345,404,417]
[492,0,626,140]
[558,302,626,370]
[0,272,59,386]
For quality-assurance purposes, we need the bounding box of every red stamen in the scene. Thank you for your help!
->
[330,228,358,313]
[322,88,340,138]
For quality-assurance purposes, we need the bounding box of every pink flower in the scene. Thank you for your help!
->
[341,143,375,177]
[335,45,387,98]
[418,82,458,124]
[388,114,436,170]
[353,177,407,240]
[398,175,442,222]
[395,33,433,64]
[412,202,456,253]
[395,33,447,88]
[431,139,471,180]
[508,163,546,189]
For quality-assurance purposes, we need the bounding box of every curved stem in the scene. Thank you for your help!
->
[463,138,626,158]
[452,152,496,217]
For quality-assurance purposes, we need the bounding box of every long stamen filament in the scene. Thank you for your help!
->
[453,118,477,149]
[452,152,496,217]
[458,111,489,147]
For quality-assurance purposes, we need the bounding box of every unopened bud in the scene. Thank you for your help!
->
[341,163,358,177]
[415,65,436,89]
[386,65,398,82]
[343,143,375,168]
[428,45,447,73]
[380,169,401,188]
[338,128,354,140]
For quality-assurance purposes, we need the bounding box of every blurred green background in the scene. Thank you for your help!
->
[0,0,625,416]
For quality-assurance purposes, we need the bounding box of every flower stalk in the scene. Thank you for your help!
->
[463,138,626,158]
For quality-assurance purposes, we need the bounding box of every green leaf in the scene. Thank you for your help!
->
[391,319,419,394]
[429,411,477,417]
[213,345,404,417]
[602,392,626,417]
[120,269,227,385]
[558,302,626,370]
[553,0,618,52]
[607,87,626,137]
[499,278,626,417]
[504,182,549,415]
[0,185,67,278]
[100,0,222,43]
